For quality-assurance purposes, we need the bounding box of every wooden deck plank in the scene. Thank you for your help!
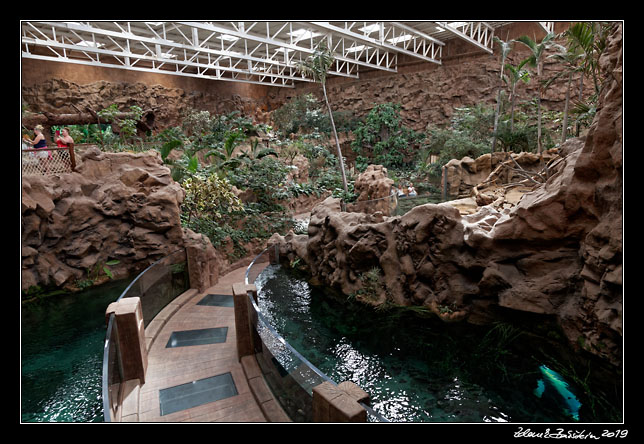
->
[137,266,267,422]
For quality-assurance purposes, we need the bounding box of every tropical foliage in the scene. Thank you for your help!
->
[69,22,617,261]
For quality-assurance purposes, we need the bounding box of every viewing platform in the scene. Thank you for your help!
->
[104,249,377,423]
[136,266,270,422]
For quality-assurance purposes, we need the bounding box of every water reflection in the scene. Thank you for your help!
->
[255,265,612,422]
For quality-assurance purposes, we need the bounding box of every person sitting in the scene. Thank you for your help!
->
[396,185,406,198]
[407,183,417,197]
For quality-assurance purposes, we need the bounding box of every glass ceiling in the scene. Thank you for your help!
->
[21,21,550,88]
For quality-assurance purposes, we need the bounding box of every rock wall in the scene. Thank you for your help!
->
[270,24,622,367]
[21,147,223,292]
[281,24,586,133]
[21,77,277,133]
[442,148,563,198]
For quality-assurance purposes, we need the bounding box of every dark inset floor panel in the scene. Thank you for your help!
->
[165,327,228,348]
[196,293,234,307]
[159,372,238,416]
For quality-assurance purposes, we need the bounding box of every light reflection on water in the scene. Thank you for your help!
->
[21,279,129,422]
[254,265,521,422]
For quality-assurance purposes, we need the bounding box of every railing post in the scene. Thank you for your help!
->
[68,143,76,171]
[441,164,448,201]
[232,282,258,361]
[312,381,369,422]
[105,297,148,384]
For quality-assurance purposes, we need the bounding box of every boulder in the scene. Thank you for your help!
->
[346,165,395,215]
[22,148,191,291]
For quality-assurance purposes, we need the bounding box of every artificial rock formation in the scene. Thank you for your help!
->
[442,148,562,199]
[21,147,222,292]
[271,24,622,367]
[346,164,395,215]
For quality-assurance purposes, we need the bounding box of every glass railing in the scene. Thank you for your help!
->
[345,193,398,216]
[102,249,189,422]
[392,193,443,216]
[344,192,444,218]
[245,247,389,422]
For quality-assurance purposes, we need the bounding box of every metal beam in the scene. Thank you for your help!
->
[434,22,495,53]
[309,21,443,65]
[177,21,362,78]
[22,21,314,87]
[22,21,515,88]
[539,22,555,34]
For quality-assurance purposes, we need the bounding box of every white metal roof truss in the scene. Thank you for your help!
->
[21,21,513,88]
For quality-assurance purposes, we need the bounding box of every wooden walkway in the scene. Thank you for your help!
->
[136,266,267,422]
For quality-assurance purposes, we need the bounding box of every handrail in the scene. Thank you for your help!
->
[102,248,188,422]
[247,291,334,386]
[245,247,389,422]
[22,143,77,174]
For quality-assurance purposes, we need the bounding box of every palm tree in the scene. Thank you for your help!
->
[562,22,615,136]
[491,36,513,153]
[296,41,349,194]
[516,32,555,154]
[503,59,531,133]
[546,42,584,144]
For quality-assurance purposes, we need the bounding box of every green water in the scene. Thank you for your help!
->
[255,265,621,423]
[21,279,129,422]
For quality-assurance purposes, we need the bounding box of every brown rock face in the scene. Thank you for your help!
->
[271,24,622,367]
[22,148,190,291]
[346,165,395,215]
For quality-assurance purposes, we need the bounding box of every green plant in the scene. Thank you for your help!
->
[356,267,383,301]
[296,41,349,194]
[206,129,246,171]
[238,138,277,163]
[425,105,494,175]
[75,259,121,289]
[97,104,144,145]
[351,103,425,168]
[516,32,556,154]
[180,174,244,224]
[503,59,531,133]
[228,156,291,212]
[272,93,327,136]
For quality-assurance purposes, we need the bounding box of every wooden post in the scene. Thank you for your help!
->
[312,381,368,422]
[232,282,258,361]
[68,142,76,171]
[105,297,148,383]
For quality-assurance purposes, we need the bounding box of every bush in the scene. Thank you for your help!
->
[180,174,244,224]
[272,93,359,136]
[351,103,425,169]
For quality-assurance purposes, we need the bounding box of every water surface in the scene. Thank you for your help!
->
[255,265,619,423]
[21,279,129,422]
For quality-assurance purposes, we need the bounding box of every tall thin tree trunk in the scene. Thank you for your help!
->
[561,72,572,144]
[492,90,501,153]
[537,96,542,154]
[510,86,516,132]
[322,81,348,194]
[576,72,584,137]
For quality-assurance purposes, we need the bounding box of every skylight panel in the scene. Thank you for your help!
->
[219,34,239,42]
[345,45,367,53]
[359,24,381,34]
[388,34,413,44]
[287,28,321,40]
[77,40,105,48]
